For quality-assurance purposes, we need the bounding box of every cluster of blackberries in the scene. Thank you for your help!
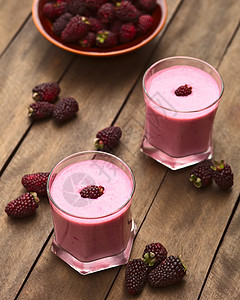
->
[42,0,157,49]
[29,82,79,122]
[190,159,234,190]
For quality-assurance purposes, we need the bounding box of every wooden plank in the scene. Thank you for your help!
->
[199,25,240,300]
[0,0,32,53]
[0,1,180,299]
[14,1,240,300]
[0,18,73,171]
[150,0,240,65]
[200,198,240,299]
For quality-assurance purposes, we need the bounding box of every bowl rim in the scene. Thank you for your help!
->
[32,0,168,57]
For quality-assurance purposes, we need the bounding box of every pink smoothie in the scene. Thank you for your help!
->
[144,65,221,157]
[49,159,134,262]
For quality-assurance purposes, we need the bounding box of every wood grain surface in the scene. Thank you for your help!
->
[0,0,239,299]
[0,0,33,53]
[0,18,73,172]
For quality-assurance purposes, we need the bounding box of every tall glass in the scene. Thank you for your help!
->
[47,151,136,275]
[141,56,224,170]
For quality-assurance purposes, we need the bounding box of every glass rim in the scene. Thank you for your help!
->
[47,151,135,219]
[142,56,224,113]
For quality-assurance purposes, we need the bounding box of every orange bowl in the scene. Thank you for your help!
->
[32,0,168,57]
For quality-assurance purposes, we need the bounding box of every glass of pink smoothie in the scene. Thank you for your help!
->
[141,56,224,170]
[47,151,136,275]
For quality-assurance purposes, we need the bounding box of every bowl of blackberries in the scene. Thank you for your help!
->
[32,0,168,56]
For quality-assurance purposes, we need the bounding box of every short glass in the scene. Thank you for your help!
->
[47,151,136,275]
[141,56,224,170]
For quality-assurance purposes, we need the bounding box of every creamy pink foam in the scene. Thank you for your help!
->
[147,65,220,112]
[50,160,132,218]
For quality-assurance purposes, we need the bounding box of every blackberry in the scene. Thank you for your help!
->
[95,126,122,152]
[85,0,106,11]
[190,159,213,188]
[22,172,50,196]
[43,1,68,20]
[175,84,192,96]
[109,20,123,37]
[119,23,137,44]
[80,185,104,199]
[115,1,140,23]
[61,15,90,43]
[125,259,149,295]
[96,30,117,48]
[97,3,115,24]
[212,160,234,190]
[28,102,54,120]
[148,255,186,287]
[137,14,154,34]
[32,82,60,102]
[143,242,167,267]
[67,0,88,15]
[5,192,39,218]
[52,97,79,122]
[135,0,157,13]
[89,17,105,33]
[79,31,96,47]
[52,13,73,36]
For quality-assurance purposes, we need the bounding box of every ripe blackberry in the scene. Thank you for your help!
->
[175,84,192,96]
[119,23,137,44]
[5,192,39,218]
[80,185,104,199]
[61,15,90,43]
[109,20,123,37]
[43,1,68,20]
[95,126,122,151]
[96,30,117,48]
[97,3,115,24]
[89,17,105,32]
[67,0,90,15]
[28,102,54,120]
[79,31,96,47]
[137,14,154,34]
[190,159,213,188]
[85,0,107,11]
[135,0,157,12]
[143,242,167,267]
[125,259,149,295]
[22,172,50,196]
[115,1,140,23]
[212,160,234,190]
[52,13,73,36]
[148,256,186,287]
[32,82,60,102]
[52,96,79,122]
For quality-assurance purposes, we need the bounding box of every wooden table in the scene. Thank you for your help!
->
[1,0,240,299]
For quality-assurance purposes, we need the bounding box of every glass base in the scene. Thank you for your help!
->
[140,137,213,170]
[51,219,137,275]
